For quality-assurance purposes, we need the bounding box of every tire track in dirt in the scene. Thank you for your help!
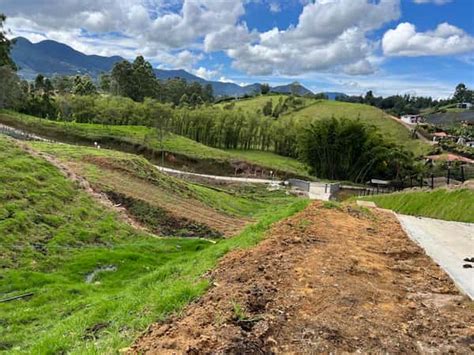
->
[130,202,474,354]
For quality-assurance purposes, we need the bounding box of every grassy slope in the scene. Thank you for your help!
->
[0,110,309,177]
[225,149,309,177]
[0,136,308,353]
[362,188,474,223]
[30,142,291,219]
[286,100,431,156]
[215,94,316,113]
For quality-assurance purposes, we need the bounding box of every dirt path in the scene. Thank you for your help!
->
[131,202,473,354]
[388,114,434,144]
[156,166,282,184]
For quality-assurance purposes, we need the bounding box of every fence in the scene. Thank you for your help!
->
[0,124,53,142]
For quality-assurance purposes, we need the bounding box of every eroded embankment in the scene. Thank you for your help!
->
[131,202,474,354]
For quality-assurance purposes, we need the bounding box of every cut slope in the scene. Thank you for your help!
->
[132,202,473,354]
[362,188,474,223]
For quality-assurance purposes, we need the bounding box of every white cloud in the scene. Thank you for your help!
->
[269,2,281,13]
[147,0,245,49]
[413,0,452,5]
[3,0,246,67]
[383,22,474,56]
[204,23,258,52]
[193,66,219,80]
[226,0,400,76]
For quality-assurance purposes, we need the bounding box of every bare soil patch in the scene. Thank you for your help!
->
[131,202,474,354]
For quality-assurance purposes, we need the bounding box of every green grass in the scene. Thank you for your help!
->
[29,142,290,219]
[0,110,309,177]
[216,94,316,114]
[0,136,308,353]
[225,149,310,178]
[285,100,431,156]
[361,188,474,222]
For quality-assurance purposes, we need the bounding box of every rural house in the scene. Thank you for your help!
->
[400,114,423,125]
[457,102,473,109]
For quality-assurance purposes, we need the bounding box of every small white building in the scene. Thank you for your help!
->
[400,115,423,125]
[466,141,474,148]
[457,102,473,110]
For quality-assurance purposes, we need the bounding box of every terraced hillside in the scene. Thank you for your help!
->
[0,110,310,178]
[0,135,307,353]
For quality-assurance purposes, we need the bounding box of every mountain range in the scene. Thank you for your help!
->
[11,37,344,98]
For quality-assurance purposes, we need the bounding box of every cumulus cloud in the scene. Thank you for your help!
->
[193,66,219,80]
[226,0,400,76]
[147,0,245,49]
[383,22,474,56]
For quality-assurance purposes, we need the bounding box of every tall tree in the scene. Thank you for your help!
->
[132,55,157,101]
[454,83,468,103]
[260,83,270,95]
[0,14,16,70]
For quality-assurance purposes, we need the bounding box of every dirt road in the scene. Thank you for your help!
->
[155,166,281,184]
[131,202,473,353]
[387,115,435,144]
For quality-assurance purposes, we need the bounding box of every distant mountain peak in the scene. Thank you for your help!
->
[11,37,317,97]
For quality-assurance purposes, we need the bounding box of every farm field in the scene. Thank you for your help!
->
[0,136,307,353]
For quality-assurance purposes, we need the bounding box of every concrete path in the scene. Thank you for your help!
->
[396,214,474,299]
[155,166,282,184]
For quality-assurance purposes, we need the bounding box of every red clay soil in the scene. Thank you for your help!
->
[130,202,474,354]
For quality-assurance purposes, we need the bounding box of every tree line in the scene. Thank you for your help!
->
[336,83,473,117]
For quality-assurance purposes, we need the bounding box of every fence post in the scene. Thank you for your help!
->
[461,166,465,182]
[420,175,423,188]
[447,168,450,185]
[431,174,434,189]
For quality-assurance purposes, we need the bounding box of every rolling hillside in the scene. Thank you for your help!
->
[284,100,431,156]
[218,96,431,156]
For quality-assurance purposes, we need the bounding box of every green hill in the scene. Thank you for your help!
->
[215,94,316,114]
[217,96,431,157]
[284,100,431,156]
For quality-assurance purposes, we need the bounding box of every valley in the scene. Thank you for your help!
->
[1,7,473,353]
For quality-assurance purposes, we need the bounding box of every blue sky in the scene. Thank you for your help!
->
[3,0,474,98]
